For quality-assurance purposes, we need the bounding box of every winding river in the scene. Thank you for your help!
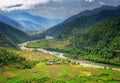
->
[18,40,120,71]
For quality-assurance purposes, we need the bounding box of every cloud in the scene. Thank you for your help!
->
[85,0,95,2]
[0,0,62,12]
[99,1,106,5]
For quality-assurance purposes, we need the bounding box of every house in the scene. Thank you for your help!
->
[56,61,62,64]
[46,61,53,65]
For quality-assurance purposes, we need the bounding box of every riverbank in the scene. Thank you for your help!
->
[18,40,120,71]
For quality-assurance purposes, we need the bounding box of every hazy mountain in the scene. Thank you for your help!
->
[5,12,62,32]
[0,14,24,31]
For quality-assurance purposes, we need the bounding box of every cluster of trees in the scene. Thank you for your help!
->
[0,49,25,67]
[0,49,39,68]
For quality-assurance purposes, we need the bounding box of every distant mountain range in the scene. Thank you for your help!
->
[43,5,120,38]
[5,12,62,32]
[0,14,24,31]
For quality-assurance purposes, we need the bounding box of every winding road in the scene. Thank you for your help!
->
[18,40,120,71]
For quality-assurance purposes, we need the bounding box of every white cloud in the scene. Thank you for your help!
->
[85,0,95,2]
[99,1,106,5]
[0,0,62,12]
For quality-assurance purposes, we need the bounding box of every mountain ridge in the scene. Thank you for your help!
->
[5,12,62,32]
[42,6,120,38]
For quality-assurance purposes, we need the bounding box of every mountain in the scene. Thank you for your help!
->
[0,32,17,48]
[68,17,120,65]
[43,5,120,38]
[0,14,24,31]
[0,21,32,43]
[5,12,62,32]
[71,17,120,50]
[64,5,120,23]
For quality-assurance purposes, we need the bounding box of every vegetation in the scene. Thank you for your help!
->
[0,49,44,69]
[0,49,25,67]
[0,32,18,48]
[67,17,120,65]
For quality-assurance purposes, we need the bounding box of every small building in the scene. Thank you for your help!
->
[56,61,62,64]
[46,61,53,65]
[46,59,54,65]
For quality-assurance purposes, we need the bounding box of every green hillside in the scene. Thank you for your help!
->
[0,21,33,43]
[0,32,17,48]
[68,17,120,65]
[70,17,120,50]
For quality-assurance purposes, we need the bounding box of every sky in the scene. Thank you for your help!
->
[0,0,120,20]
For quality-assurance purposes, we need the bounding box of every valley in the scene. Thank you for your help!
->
[0,3,120,83]
[0,40,120,82]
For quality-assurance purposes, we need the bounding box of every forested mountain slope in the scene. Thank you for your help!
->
[70,17,120,50]
[0,32,17,48]
[68,17,120,65]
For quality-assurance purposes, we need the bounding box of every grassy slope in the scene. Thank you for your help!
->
[0,61,120,83]
[0,48,120,83]
[14,50,56,61]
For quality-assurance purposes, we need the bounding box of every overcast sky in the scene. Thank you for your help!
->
[0,0,120,19]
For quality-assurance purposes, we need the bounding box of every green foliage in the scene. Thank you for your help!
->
[0,32,18,48]
[8,76,49,83]
[0,49,25,67]
[21,60,39,69]
[68,17,120,65]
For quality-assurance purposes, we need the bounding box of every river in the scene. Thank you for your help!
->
[18,40,120,71]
